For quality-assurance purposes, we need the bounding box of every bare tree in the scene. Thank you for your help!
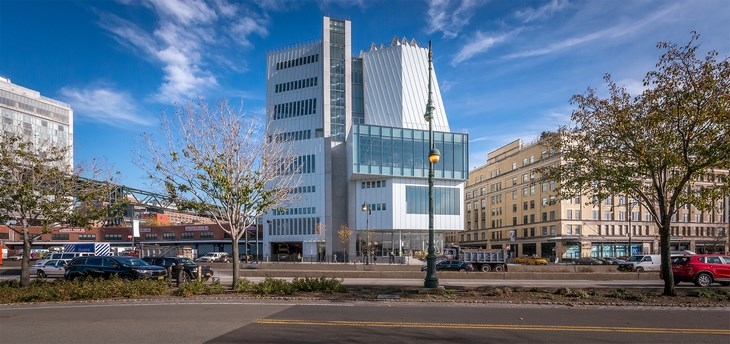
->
[539,33,729,296]
[0,133,123,286]
[138,99,299,286]
[337,224,352,262]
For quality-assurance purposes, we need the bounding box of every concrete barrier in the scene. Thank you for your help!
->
[212,262,661,281]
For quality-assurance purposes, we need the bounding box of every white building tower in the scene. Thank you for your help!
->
[264,17,468,263]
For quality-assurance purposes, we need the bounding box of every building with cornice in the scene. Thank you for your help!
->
[454,139,729,260]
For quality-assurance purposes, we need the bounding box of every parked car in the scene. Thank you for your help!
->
[670,254,730,287]
[515,256,549,265]
[142,257,214,282]
[195,252,230,263]
[617,254,661,272]
[30,259,69,278]
[574,257,604,265]
[599,257,623,265]
[35,252,95,266]
[64,256,167,281]
[421,260,474,272]
[8,253,23,261]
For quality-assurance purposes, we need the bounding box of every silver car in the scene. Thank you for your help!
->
[31,259,69,278]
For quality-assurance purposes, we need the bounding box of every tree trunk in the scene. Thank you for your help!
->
[20,223,31,287]
[231,236,240,287]
[659,217,676,296]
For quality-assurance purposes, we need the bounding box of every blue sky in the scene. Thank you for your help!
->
[1,0,728,191]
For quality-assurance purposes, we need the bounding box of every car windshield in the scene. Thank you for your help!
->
[179,258,196,266]
[671,256,690,264]
[626,256,643,262]
[118,257,151,267]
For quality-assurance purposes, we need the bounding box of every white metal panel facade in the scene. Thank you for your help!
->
[362,42,450,132]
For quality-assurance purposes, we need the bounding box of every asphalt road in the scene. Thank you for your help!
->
[1,299,728,344]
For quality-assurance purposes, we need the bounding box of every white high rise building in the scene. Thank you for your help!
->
[0,77,74,165]
[263,17,468,262]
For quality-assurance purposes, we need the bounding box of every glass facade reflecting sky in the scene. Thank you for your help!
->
[352,124,468,179]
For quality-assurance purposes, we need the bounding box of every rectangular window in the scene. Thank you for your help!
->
[79,234,95,241]
[52,234,69,241]
[163,233,176,240]
[145,234,158,240]
[181,232,195,240]
[104,234,122,241]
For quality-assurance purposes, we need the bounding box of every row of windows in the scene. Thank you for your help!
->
[75,232,214,241]
[290,185,316,194]
[275,129,311,142]
[353,124,468,179]
[275,77,318,93]
[405,186,461,215]
[671,226,727,237]
[363,203,387,212]
[0,89,70,124]
[272,207,316,215]
[273,98,317,120]
[361,180,386,189]
[275,54,319,70]
[142,232,214,240]
[277,154,316,175]
[268,216,320,236]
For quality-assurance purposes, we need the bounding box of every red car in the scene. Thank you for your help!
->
[671,254,730,287]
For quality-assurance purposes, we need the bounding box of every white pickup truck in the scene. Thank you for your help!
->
[195,252,229,263]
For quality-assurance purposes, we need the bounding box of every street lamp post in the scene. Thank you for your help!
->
[361,202,371,265]
[627,200,636,256]
[424,41,441,289]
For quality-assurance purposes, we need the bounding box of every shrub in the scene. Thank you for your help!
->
[174,279,226,297]
[234,278,257,293]
[607,288,647,301]
[0,277,171,303]
[689,288,729,300]
[290,277,346,293]
[254,277,294,295]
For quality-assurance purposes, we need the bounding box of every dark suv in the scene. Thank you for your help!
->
[64,256,167,281]
[142,257,214,282]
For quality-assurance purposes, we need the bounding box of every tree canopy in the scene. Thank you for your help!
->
[139,98,299,285]
[538,32,729,296]
[0,132,123,286]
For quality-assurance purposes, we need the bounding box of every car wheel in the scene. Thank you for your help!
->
[37,270,46,279]
[695,273,712,287]
[674,279,680,286]
[636,267,644,272]
[459,268,466,272]
[480,265,491,272]
[494,265,505,272]
[179,272,191,283]
[121,274,134,281]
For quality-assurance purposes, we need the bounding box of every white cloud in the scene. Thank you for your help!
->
[515,0,568,23]
[426,0,489,39]
[59,86,154,127]
[148,0,218,25]
[504,2,678,59]
[617,78,648,97]
[100,0,268,104]
[451,30,514,65]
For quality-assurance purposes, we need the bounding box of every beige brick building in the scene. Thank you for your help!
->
[449,139,729,260]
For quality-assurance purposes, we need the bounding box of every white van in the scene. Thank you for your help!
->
[617,254,662,272]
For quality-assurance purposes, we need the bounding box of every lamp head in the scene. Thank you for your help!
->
[428,148,441,164]
[361,202,368,212]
